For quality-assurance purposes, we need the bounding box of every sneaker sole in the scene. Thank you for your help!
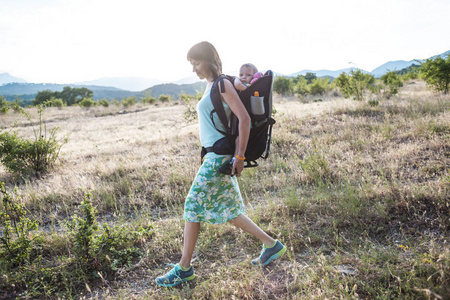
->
[263,245,287,266]
[155,274,195,287]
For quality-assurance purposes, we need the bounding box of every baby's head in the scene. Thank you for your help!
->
[239,63,258,84]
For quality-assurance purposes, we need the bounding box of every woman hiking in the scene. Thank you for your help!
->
[155,41,286,287]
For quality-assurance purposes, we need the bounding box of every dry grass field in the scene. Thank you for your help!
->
[0,80,449,299]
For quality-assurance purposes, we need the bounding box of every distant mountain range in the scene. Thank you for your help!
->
[0,73,27,85]
[291,50,450,78]
[1,50,448,103]
[76,76,162,92]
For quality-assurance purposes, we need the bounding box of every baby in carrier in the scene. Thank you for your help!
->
[234,63,264,91]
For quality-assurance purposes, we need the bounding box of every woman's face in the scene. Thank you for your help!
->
[190,59,212,81]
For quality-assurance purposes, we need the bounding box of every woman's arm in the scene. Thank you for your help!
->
[221,79,250,177]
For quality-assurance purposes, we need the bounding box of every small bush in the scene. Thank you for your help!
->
[294,76,309,95]
[381,71,403,95]
[180,92,198,123]
[309,78,330,96]
[98,99,109,107]
[0,96,10,114]
[368,99,379,107]
[122,96,137,108]
[141,92,156,105]
[158,94,171,103]
[48,97,65,108]
[67,191,155,271]
[273,76,293,95]
[0,105,68,177]
[79,97,96,108]
[0,183,42,269]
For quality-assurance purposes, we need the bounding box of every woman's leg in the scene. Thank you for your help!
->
[228,214,275,246]
[179,221,200,268]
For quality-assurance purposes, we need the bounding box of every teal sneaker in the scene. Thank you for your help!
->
[251,240,287,266]
[155,263,195,287]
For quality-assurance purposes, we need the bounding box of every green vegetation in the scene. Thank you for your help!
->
[273,76,294,95]
[0,81,448,299]
[121,96,137,108]
[381,71,403,95]
[0,105,68,177]
[140,92,156,105]
[158,94,171,104]
[420,54,450,94]
[97,99,109,107]
[33,86,94,106]
[0,188,154,298]
[0,95,10,114]
[79,97,97,108]
[335,69,376,101]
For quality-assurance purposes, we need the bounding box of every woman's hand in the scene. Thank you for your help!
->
[231,157,245,177]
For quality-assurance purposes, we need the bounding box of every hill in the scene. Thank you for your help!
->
[290,68,369,78]
[0,73,27,85]
[0,81,207,104]
[0,82,136,103]
[371,60,417,77]
[138,81,206,99]
[76,76,162,92]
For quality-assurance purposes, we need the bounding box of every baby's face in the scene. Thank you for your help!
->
[239,66,255,84]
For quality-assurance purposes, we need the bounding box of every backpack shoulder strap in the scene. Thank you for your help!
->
[210,75,235,135]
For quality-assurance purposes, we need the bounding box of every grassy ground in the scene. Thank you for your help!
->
[0,81,449,299]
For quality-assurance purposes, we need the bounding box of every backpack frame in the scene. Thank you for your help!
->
[202,70,276,168]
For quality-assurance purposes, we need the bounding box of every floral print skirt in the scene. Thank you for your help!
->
[183,155,245,224]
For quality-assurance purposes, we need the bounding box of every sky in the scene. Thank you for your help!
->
[1,0,449,84]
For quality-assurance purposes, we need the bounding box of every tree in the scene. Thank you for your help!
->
[381,71,403,95]
[33,89,56,106]
[273,76,293,95]
[33,87,93,106]
[294,76,309,95]
[420,55,450,94]
[59,86,93,106]
[304,72,317,84]
[335,73,353,98]
[335,70,375,101]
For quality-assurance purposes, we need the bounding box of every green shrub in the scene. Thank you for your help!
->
[110,99,120,106]
[66,192,98,263]
[121,96,137,108]
[309,78,330,96]
[420,54,450,94]
[141,92,156,105]
[335,70,375,101]
[48,97,65,108]
[0,96,10,114]
[368,99,379,107]
[273,76,293,95]
[97,99,109,107]
[67,191,155,271]
[294,76,309,95]
[79,97,96,108]
[158,94,171,103]
[0,105,68,177]
[180,92,198,123]
[381,71,403,95]
[0,183,42,269]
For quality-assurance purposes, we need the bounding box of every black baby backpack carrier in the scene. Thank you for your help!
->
[201,70,276,168]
